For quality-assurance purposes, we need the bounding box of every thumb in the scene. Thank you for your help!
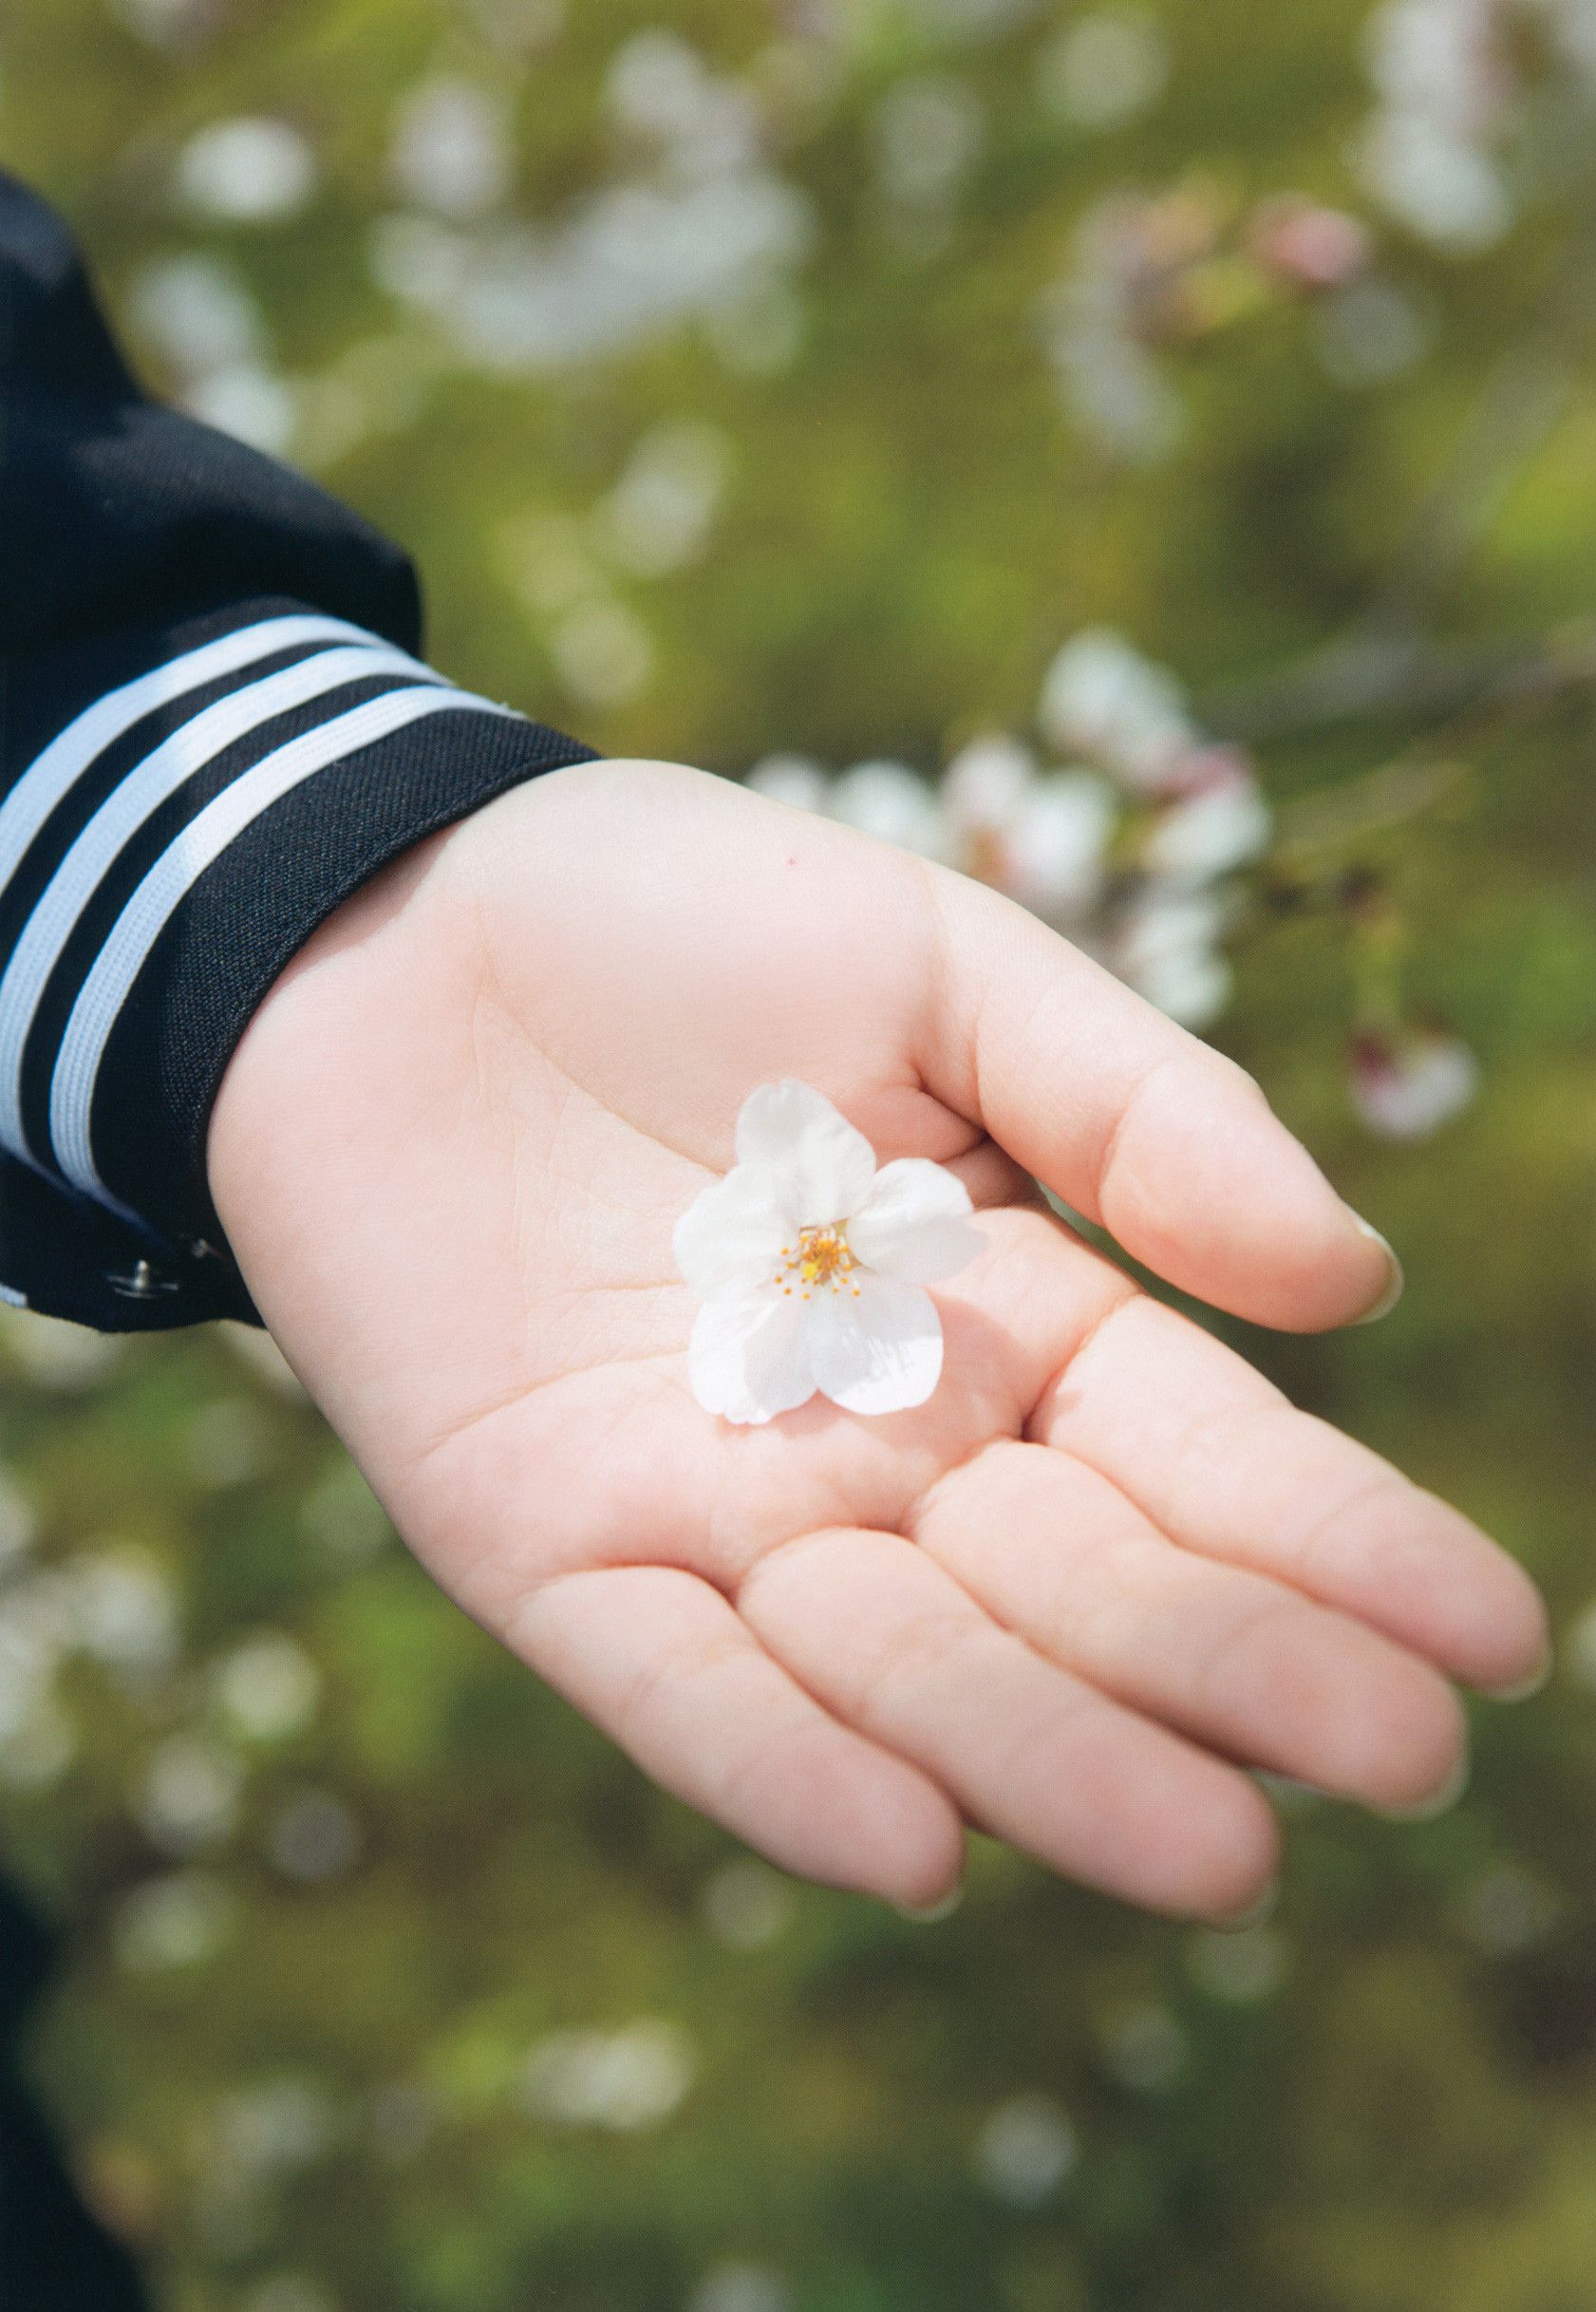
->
[915,865,1399,1332]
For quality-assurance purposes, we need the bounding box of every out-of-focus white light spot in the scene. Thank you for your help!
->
[551,599,655,707]
[701,1857,796,1948]
[185,1397,271,1488]
[217,2078,336,2181]
[1039,9,1169,129]
[0,1468,36,1570]
[601,420,733,576]
[1359,114,1510,251]
[0,1309,122,1390]
[828,761,948,857]
[215,1634,321,1743]
[115,1870,236,1971]
[68,1549,180,1677]
[687,2264,796,2312]
[746,755,830,813]
[129,254,264,377]
[182,366,299,455]
[241,2276,339,2312]
[390,78,514,219]
[176,118,319,224]
[874,75,984,207]
[138,1734,244,1854]
[974,2092,1079,2206]
[1189,1923,1289,2003]
[519,2019,696,2130]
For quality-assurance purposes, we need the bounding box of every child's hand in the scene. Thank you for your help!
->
[208,759,1547,1918]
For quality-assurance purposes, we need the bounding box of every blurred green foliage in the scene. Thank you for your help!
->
[1,2,1594,2309]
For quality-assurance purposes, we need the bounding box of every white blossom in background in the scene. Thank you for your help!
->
[1141,749,1272,884]
[826,760,949,856]
[390,78,514,218]
[974,2093,1080,2207]
[1357,0,1596,251]
[749,621,1270,1038]
[1349,1026,1480,1137]
[519,2019,697,2130]
[1116,886,1235,1030]
[370,33,817,374]
[943,734,1116,918]
[1038,198,1189,462]
[1038,627,1196,788]
[676,1081,982,1423]
[176,118,318,224]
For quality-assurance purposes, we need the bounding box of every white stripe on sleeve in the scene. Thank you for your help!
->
[0,614,380,897]
[0,640,441,1166]
[48,684,512,1213]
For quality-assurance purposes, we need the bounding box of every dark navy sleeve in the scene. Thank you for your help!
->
[0,171,595,1330]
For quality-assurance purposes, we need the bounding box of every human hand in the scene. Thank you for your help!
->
[208,759,1548,1918]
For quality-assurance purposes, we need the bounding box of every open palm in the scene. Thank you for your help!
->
[209,759,1547,1918]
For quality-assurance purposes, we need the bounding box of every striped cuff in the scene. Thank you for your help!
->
[0,597,594,1330]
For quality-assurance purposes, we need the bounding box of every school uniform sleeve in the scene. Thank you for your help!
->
[0,170,595,1332]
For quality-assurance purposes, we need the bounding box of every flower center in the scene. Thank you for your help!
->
[776,1224,862,1299]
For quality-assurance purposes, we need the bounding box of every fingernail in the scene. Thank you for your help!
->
[892,1885,964,1924]
[1348,1214,1404,1325]
[1483,1648,1554,1703]
[1379,1750,1470,1822]
[1209,1878,1281,1931]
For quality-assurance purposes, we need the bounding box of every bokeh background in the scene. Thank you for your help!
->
[2,2,1594,2307]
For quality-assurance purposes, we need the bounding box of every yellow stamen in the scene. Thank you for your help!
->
[774,1222,859,1296]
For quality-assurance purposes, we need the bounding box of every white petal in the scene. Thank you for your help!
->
[672,1164,797,1302]
[846,1158,984,1285]
[734,1081,877,1228]
[688,1293,817,1425]
[805,1272,944,1417]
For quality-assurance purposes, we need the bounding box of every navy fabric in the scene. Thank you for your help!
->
[0,171,596,2305]
[0,172,594,1330]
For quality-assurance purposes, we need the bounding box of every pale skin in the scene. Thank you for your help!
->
[208,758,1549,1921]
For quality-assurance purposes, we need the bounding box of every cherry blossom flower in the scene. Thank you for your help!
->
[673,1081,983,1424]
[1349,1027,1480,1138]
